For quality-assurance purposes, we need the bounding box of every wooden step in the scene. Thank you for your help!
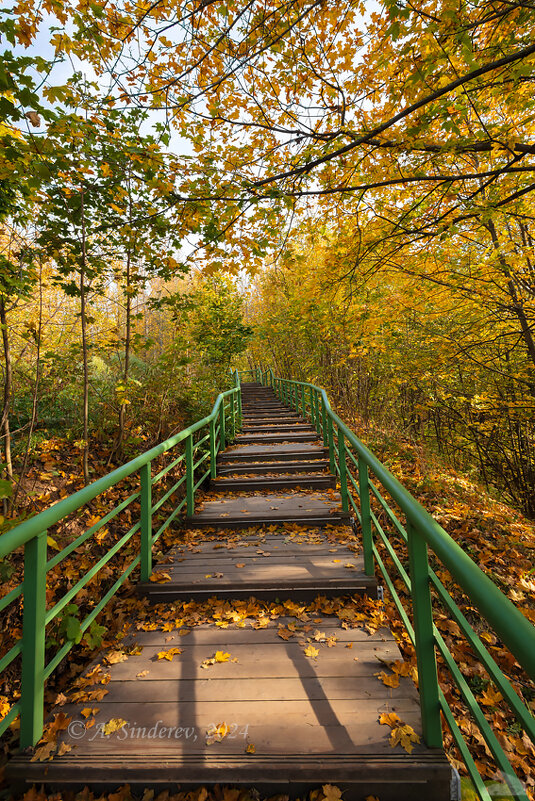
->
[139,533,377,600]
[242,400,288,412]
[185,492,350,528]
[7,616,449,799]
[210,475,336,492]
[241,423,315,433]
[220,444,329,461]
[235,431,319,444]
[241,415,303,422]
[216,459,330,475]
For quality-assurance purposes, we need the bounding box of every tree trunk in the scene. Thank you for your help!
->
[80,188,90,484]
[0,295,13,515]
[486,219,535,373]
[13,261,44,509]
[116,251,132,459]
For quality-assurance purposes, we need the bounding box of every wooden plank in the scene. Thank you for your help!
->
[188,492,344,521]
[76,675,413,703]
[122,619,384,644]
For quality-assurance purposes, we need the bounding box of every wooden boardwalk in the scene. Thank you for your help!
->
[9,383,452,799]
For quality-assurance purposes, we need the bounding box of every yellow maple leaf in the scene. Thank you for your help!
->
[376,670,400,689]
[80,707,99,718]
[0,696,11,720]
[245,743,256,754]
[206,722,230,745]
[389,723,420,754]
[157,647,182,661]
[304,645,320,658]
[102,718,128,736]
[480,686,503,706]
[322,785,343,801]
[215,651,231,662]
[379,711,402,728]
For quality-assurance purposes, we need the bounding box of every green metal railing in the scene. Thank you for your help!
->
[0,374,242,749]
[251,368,535,801]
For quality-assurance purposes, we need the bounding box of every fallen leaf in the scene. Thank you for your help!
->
[215,651,231,662]
[206,722,230,744]
[105,651,128,664]
[80,707,100,718]
[480,686,503,706]
[389,723,420,753]
[304,645,320,658]
[31,742,56,762]
[322,785,343,801]
[136,670,149,678]
[379,712,402,728]
[102,718,128,736]
[277,626,293,640]
[157,648,183,661]
[245,743,256,754]
[150,572,171,583]
[376,670,400,689]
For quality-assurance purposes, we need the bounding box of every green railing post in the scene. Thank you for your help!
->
[220,401,226,450]
[310,386,315,426]
[407,522,443,748]
[337,427,349,513]
[140,462,152,582]
[321,395,327,446]
[301,384,306,418]
[210,418,217,478]
[20,530,47,748]
[358,456,374,576]
[186,434,194,515]
[230,393,236,440]
[327,415,336,473]
[237,388,242,427]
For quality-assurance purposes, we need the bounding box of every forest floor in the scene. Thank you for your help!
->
[1,422,534,801]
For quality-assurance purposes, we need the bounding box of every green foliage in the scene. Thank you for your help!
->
[56,604,82,645]
[0,478,13,500]
[83,621,107,650]
[188,274,253,373]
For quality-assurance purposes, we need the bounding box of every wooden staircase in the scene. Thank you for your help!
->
[7,382,453,800]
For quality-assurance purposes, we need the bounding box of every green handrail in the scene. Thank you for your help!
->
[253,370,534,801]
[0,378,241,748]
